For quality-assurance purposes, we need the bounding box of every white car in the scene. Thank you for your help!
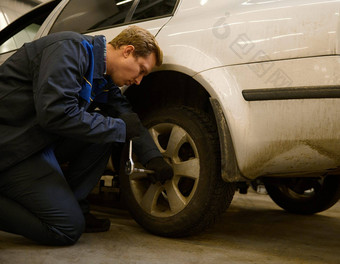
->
[2,0,340,237]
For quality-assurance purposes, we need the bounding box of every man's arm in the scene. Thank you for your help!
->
[96,82,162,165]
[96,83,173,183]
[33,39,126,143]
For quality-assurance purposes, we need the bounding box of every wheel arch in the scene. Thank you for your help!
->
[124,69,244,182]
[124,70,213,118]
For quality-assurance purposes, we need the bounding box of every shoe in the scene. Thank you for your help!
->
[84,213,111,233]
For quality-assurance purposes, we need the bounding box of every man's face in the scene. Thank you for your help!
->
[109,45,156,87]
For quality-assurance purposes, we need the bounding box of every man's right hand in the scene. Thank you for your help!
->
[145,157,174,184]
[119,112,142,141]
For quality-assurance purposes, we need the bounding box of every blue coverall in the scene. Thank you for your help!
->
[0,32,161,245]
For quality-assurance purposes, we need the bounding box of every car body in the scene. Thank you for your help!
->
[2,0,340,236]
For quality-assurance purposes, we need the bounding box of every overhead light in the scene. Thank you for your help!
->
[117,0,133,6]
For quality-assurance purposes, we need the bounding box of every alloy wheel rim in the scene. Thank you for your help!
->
[129,123,200,217]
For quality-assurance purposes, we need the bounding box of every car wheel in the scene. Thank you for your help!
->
[263,176,340,214]
[121,107,235,237]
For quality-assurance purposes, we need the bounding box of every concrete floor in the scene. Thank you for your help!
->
[1,191,339,264]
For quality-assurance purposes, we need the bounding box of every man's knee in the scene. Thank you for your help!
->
[47,214,85,246]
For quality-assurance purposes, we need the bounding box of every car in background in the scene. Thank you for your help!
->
[2,0,340,237]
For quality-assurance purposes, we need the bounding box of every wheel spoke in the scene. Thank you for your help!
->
[173,158,200,179]
[163,126,187,158]
[140,183,163,214]
[164,181,187,212]
[149,128,162,150]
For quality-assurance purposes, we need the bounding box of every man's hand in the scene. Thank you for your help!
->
[146,157,173,184]
[119,113,142,141]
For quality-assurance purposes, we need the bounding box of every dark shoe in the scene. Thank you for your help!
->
[84,213,111,233]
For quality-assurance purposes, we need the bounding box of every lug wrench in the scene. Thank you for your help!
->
[125,140,155,175]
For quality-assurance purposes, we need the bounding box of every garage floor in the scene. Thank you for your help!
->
[1,191,339,264]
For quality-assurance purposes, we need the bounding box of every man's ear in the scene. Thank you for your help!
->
[123,45,135,58]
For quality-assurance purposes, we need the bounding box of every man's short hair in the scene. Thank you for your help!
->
[109,26,163,66]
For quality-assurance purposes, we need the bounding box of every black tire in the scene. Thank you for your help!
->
[121,107,235,237]
[264,176,340,214]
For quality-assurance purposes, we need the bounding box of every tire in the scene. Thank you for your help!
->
[264,175,340,214]
[121,107,235,237]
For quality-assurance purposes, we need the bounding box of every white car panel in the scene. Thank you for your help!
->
[230,56,340,177]
[197,60,340,178]
[158,0,340,73]
[154,0,340,179]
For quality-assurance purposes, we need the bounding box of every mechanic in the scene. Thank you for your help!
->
[0,26,173,246]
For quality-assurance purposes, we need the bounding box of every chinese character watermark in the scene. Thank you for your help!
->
[230,34,255,59]
[212,13,293,88]
[212,12,231,40]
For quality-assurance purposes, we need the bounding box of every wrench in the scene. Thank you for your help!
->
[125,140,155,175]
